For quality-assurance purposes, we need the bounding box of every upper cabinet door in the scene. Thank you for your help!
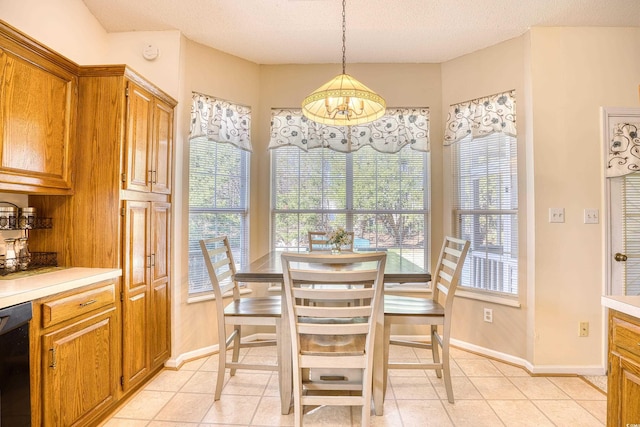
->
[151,99,174,195]
[0,39,76,194]
[124,81,174,195]
[124,82,153,193]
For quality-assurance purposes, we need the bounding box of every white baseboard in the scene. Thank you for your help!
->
[165,344,219,369]
[166,333,606,376]
[164,333,276,369]
[450,338,606,376]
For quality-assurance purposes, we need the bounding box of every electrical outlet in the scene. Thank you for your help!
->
[483,308,493,323]
[549,208,565,223]
[579,321,589,337]
[584,208,599,224]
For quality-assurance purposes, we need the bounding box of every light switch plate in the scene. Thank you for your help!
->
[549,208,565,223]
[584,208,599,224]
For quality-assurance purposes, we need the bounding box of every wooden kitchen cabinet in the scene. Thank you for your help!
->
[124,82,174,195]
[0,21,77,194]
[32,280,120,427]
[607,309,640,426]
[29,64,176,421]
[121,200,171,391]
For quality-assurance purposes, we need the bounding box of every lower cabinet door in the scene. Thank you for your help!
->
[41,308,118,426]
[609,352,640,427]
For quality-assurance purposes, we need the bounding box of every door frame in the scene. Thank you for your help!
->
[602,107,640,296]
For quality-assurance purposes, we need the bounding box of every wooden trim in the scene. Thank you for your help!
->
[0,20,79,75]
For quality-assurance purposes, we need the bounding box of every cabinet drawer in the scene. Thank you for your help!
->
[612,315,640,359]
[42,283,116,328]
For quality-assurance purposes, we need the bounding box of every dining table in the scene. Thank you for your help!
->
[234,249,431,416]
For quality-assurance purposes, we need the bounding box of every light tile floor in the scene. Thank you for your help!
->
[101,346,606,426]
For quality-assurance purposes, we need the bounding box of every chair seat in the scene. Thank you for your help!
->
[224,296,281,317]
[301,334,366,356]
[384,294,444,316]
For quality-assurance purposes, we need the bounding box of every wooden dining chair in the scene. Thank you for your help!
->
[281,251,387,427]
[382,236,470,404]
[199,236,282,401]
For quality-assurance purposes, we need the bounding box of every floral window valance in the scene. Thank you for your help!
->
[607,122,640,177]
[444,90,516,145]
[189,92,252,152]
[268,107,429,153]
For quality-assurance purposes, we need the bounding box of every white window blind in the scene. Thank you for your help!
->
[188,93,251,295]
[272,145,429,269]
[621,173,640,295]
[188,137,249,294]
[451,132,518,294]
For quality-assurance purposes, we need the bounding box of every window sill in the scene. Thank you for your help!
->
[455,289,521,307]
[187,288,253,304]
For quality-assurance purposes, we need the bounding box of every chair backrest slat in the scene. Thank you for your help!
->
[293,287,375,301]
[431,237,470,308]
[295,305,373,318]
[308,230,355,252]
[289,268,378,284]
[298,322,371,336]
[200,236,240,303]
[438,270,453,285]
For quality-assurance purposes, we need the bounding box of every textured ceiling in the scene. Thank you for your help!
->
[82,0,640,64]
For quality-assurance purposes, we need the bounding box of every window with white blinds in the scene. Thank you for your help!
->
[451,132,518,294]
[621,173,640,295]
[188,137,249,294]
[272,145,429,269]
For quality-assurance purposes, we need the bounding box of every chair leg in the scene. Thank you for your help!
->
[361,401,370,427]
[441,334,454,404]
[372,317,387,416]
[431,325,442,379]
[382,320,392,396]
[215,338,227,401]
[361,367,373,426]
[230,325,242,376]
[293,371,303,427]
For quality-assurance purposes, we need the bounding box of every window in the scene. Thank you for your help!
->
[452,133,518,294]
[188,93,251,294]
[446,90,518,295]
[188,139,249,293]
[272,146,429,269]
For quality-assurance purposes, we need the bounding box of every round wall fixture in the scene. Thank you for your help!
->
[142,44,160,61]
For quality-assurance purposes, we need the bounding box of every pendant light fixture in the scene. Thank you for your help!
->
[301,0,386,126]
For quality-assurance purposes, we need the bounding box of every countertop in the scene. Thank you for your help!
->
[0,267,122,309]
[601,295,640,319]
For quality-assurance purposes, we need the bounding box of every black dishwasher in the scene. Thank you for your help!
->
[0,301,33,427]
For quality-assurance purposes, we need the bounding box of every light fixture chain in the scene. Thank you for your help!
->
[341,0,346,74]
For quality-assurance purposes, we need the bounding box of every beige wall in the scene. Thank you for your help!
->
[4,0,640,373]
[441,36,529,361]
[0,0,108,63]
[528,27,640,369]
[105,31,182,99]
[172,39,261,361]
